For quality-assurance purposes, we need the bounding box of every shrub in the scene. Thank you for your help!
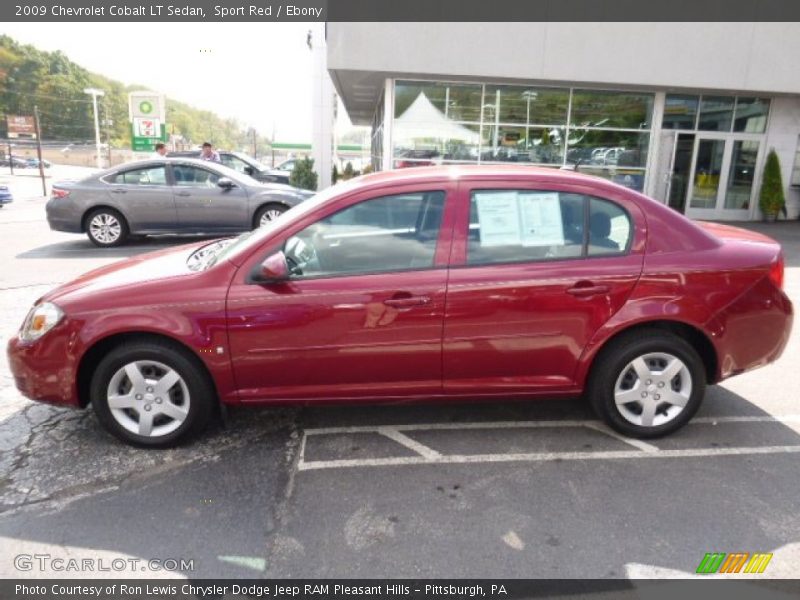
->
[342,161,355,180]
[289,157,318,191]
[759,149,785,218]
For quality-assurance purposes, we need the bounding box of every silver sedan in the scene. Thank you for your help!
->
[46,158,314,247]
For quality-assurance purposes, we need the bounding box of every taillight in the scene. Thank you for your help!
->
[51,188,70,199]
[769,253,784,290]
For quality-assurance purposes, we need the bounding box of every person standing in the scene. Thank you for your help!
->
[152,142,168,159]
[200,142,221,163]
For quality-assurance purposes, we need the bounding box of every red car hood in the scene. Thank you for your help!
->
[696,222,779,246]
[42,242,203,305]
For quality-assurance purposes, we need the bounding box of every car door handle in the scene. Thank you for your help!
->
[383,295,431,308]
[111,188,126,194]
[566,283,610,297]
[176,191,191,197]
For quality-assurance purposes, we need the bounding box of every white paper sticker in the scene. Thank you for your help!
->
[519,192,564,246]
[475,192,521,247]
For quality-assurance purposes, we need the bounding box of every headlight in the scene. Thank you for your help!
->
[20,302,64,342]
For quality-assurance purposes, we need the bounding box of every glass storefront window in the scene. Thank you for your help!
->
[483,85,569,126]
[566,130,649,168]
[393,120,481,167]
[394,82,482,123]
[570,90,653,129]
[698,96,734,132]
[576,167,647,192]
[663,95,699,130]
[733,97,770,133]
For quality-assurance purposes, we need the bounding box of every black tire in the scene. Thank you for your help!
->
[90,340,215,447]
[85,207,129,247]
[253,203,288,228]
[587,328,705,439]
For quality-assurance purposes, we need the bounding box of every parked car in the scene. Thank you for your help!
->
[276,158,297,172]
[0,185,13,207]
[26,157,52,169]
[9,165,792,447]
[168,150,290,184]
[1,155,29,169]
[46,158,313,247]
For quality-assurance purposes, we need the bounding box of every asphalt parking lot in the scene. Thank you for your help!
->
[1,168,799,580]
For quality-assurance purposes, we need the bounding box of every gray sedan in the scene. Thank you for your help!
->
[46,158,313,247]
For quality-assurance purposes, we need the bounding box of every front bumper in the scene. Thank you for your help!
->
[7,328,81,407]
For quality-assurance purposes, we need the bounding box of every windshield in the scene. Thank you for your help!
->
[210,178,363,266]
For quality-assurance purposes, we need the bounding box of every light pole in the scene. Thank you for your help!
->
[83,87,105,169]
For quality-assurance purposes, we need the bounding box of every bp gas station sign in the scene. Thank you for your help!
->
[129,92,167,151]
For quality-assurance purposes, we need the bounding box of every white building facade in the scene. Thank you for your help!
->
[326,23,800,220]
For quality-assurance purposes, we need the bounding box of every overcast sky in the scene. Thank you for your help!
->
[2,22,339,142]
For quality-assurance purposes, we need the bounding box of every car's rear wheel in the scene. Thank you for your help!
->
[254,203,287,228]
[587,329,705,438]
[85,208,129,247]
[90,340,214,447]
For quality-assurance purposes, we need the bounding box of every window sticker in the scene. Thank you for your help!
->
[519,192,564,246]
[475,191,521,247]
[475,191,565,247]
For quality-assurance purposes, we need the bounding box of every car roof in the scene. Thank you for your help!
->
[354,164,622,189]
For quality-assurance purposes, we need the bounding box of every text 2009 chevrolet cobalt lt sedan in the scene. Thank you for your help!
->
[9,166,792,446]
[46,158,312,247]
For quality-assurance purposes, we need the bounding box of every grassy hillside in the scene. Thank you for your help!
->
[0,34,270,152]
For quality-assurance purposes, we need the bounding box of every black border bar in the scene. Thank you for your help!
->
[4,0,800,22]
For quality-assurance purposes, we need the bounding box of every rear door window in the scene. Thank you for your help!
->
[467,189,631,265]
[112,166,167,186]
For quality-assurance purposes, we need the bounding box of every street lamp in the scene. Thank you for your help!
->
[83,87,105,169]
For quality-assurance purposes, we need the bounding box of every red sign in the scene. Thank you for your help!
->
[7,115,36,139]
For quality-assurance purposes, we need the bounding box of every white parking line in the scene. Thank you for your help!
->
[297,414,800,472]
[378,427,441,459]
[297,445,800,471]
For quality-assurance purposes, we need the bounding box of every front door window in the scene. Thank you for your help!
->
[283,191,446,278]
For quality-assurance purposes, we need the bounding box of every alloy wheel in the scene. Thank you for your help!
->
[89,213,122,244]
[106,360,190,437]
[259,209,283,226]
[613,352,692,427]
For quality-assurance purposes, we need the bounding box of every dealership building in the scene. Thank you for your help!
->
[325,23,800,221]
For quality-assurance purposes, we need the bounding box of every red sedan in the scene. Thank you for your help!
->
[7,166,793,446]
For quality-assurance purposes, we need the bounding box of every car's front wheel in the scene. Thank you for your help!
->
[85,208,129,247]
[90,340,214,447]
[587,329,705,438]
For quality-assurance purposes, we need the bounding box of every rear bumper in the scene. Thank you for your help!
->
[46,198,83,233]
[708,276,793,381]
[46,214,82,233]
[6,328,81,408]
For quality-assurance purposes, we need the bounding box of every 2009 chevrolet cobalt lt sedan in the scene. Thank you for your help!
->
[9,166,792,446]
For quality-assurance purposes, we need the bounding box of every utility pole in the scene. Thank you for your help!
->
[252,128,257,159]
[83,87,105,169]
[33,106,46,196]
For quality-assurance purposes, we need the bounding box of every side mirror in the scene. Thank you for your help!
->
[217,177,236,190]
[244,166,255,175]
[252,251,289,283]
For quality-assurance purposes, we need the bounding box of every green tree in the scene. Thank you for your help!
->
[342,161,355,180]
[759,149,785,219]
[290,157,318,191]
